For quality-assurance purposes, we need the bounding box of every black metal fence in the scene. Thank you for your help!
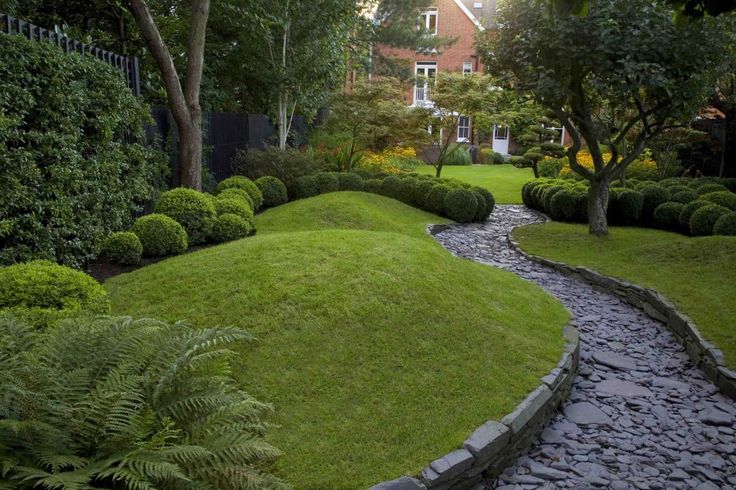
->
[0,13,141,96]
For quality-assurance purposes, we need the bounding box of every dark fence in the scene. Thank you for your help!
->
[0,13,141,96]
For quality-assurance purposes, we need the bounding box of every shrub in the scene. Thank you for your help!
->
[493,152,506,164]
[543,185,567,213]
[216,176,264,210]
[573,190,589,223]
[155,188,217,245]
[210,214,252,243]
[472,187,495,221]
[522,181,545,208]
[414,179,436,209]
[701,191,736,211]
[539,158,565,178]
[255,176,288,208]
[364,179,383,194]
[541,142,566,158]
[316,171,341,194]
[132,214,187,257]
[549,190,578,222]
[357,147,422,174]
[0,315,285,488]
[0,35,166,268]
[214,197,255,225]
[510,155,530,168]
[624,152,658,181]
[653,202,685,231]
[442,144,472,166]
[713,212,736,236]
[723,178,736,193]
[217,188,255,210]
[640,185,671,224]
[667,185,691,196]
[427,184,452,214]
[679,200,710,231]
[231,146,323,197]
[101,232,143,265]
[671,190,698,204]
[398,177,419,205]
[0,260,109,327]
[690,204,730,236]
[696,183,729,195]
[295,175,320,199]
[338,172,365,191]
[608,190,644,226]
[444,188,478,222]
[381,175,403,199]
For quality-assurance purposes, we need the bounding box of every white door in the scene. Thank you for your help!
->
[492,125,510,155]
[414,62,437,105]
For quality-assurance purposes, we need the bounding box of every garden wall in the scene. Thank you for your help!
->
[370,322,580,490]
[507,234,736,401]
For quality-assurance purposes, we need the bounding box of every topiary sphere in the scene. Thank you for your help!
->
[700,191,736,211]
[427,184,452,214]
[315,171,340,194]
[722,178,736,193]
[472,186,495,221]
[210,213,252,243]
[338,172,365,191]
[364,179,383,194]
[608,190,644,226]
[295,175,320,199]
[652,202,685,232]
[696,183,729,195]
[542,185,567,214]
[443,188,478,223]
[640,185,671,224]
[414,179,436,210]
[713,212,736,236]
[531,183,555,210]
[667,185,691,196]
[255,176,288,208]
[549,189,578,222]
[689,204,730,236]
[0,260,109,328]
[217,187,254,211]
[155,187,217,245]
[132,214,187,257]
[214,196,255,225]
[659,177,686,188]
[381,175,403,199]
[398,177,419,205]
[216,176,264,210]
[522,180,545,208]
[671,190,698,204]
[102,231,143,265]
[679,200,710,231]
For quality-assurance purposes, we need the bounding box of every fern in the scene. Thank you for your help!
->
[0,314,289,489]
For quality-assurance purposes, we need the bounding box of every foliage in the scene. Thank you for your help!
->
[549,189,578,222]
[696,183,730,195]
[381,175,403,199]
[714,212,736,235]
[608,190,644,226]
[357,147,423,174]
[0,260,109,328]
[218,187,255,211]
[653,202,685,231]
[102,232,143,265]
[623,151,659,181]
[473,186,496,221]
[701,191,736,211]
[231,146,324,197]
[672,190,698,204]
[214,197,255,224]
[443,144,473,166]
[315,172,341,194]
[443,188,478,223]
[295,175,320,199]
[255,176,289,208]
[216,176,264,210]
[539,158,566,178]
[210,213,252,243]
[0,315,287,489]
[131,214,188,257]
[155,188,217,245]
[427,184,452,213]
[0,35,165,268]
[493,152,506,165]
[338,173,365,191]
[690,204,731,236]
[640,185,672,224]
[679,200,711,231]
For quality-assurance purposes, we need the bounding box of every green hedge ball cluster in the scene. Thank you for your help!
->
[102,232,143,265]
[131,214,188,257]
[210,214,252,243]
[217,187,255,211]
[214,196,255,224]
[155,188,217,245]
[216,176,264,210]
[255,176,289,208]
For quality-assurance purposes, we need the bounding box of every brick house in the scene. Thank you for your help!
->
[375,0,518,155]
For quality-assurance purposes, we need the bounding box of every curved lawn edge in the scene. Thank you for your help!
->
[507,227,736,401]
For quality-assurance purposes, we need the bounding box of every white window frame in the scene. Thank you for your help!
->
[462,62,473,75]
[414,62,437,105]
[494,125,509,140]
[420,8,438,36]
[457,116,470,142]
[474,2,483,9]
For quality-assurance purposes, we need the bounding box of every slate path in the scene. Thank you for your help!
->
[431,205,736,490]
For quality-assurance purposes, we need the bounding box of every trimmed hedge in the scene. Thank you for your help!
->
[338,173,365,191]
[295,175,320,199]
[316,172,340,194]
[155,188,217,245]
[690,204,730,236]
[550,189,579,222]
[653,202,684,231]
[210,214,252,243]
[427,185,452,214]
[132,214,187,257]
[364,179,383,194]
[255,176,288,208]
[714,212,736,236]
[101,232,143,265]
[216,176,264,210]
[696,183,729,195]
[671,190,698,204]
[214,197,254,225]
[640,185,671,224]
[473,187,495,222]
[381,176,403,199]
[217,188,254,211]
[679,200,710,231]
[701,191,736,211]
[444,188,478,223]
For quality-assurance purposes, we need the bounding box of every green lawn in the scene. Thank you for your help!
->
[415,164,534,204]
[514,222,736,369]
[106,192,569,489]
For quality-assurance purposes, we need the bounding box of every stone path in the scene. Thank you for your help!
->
[431,205,736,490]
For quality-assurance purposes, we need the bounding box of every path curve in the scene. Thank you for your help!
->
[432,205,736,490]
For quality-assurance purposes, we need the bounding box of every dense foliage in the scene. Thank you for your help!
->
[217,176,264,211]
[155,188,217,245]
[210,213,253,243]
[0,35,166,267]
[101,232,143,265]
[131,214,188,257]
[0,315,287,489]
[232,147,324,197]
[255,176,289,208]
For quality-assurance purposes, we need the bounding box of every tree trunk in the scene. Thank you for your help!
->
[179,117,203,188]
[588,177,610,236]
[532,161,540,178]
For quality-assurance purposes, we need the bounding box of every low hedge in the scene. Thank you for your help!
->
[155,188,217,245]
[338,173,365,192]
[679,200,710,231]
[653,202,684,231]
[690,204,730,236]
[217,176,264,210]
[316,172,340,194]
[640,185,671,225]
[214,197,255,225]
[696,183,729,195]
[381,176,403,199]
[714,212,736,236]
[132,214,188,257]
[608,190,644,226]
[701,191,736,211]
[671,190,698,204]
[428,185,452,214]
[473,187,495,222]
[217,188,255,211]
[444,188,478,223]
[210,214,252,243]
[295,175,320,199]
[101,232,143,265]
[549,189,579,222]
[255,176,288,208]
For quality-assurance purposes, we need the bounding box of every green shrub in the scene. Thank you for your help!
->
[210,214,252,243]
[653,202,685,231]
[530,183,554,209]
[640,185,671,224]
[381,176,403,199]
[542,185,567,213]
[295,175,320,199]
[608,190,644,226]
[667,185,691,196]
[155,188,217,245]
[216,176,264,210]
[231,146,323,198]
[414,179,436,209]
[713,212,736,236]
[214,197,255,225]
[690,204,730,236]
[132,214,187,257]
[679,200,710,231]
[541,142,566,158]
[701,191,736,211]
[659,177,685,188]
[493,152,506,164]
[472,187,495,221]
[539,158,565,178]
[548,190,577,222]
[442,144,472,166]
[0,35,166,268]
[364,179,383,194]
[353,169,373,180]
[255,176,288,208]
[427,184,452,214]
[722,178,736,193]
[398,177,419,205]
[696,183,729,195]
[522,181,544,208]
[101,232,143,265]
[338,172,365,191]
[671,190,698,204]
[0,315,285,488]
[523,151,544,164]
[634,180,657,191]
[0,260,109,327]
[316,171,340,194]
[444,188,478,222]
[217,188,255,210]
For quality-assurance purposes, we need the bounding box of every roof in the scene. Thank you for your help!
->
[452,0,485,30]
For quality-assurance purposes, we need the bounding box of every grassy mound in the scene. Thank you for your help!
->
[106,192,569,489]
[514,222,736,369]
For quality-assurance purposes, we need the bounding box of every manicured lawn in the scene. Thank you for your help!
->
[514,222,736,369]
[106,192,569,489]
[415,164,535,204]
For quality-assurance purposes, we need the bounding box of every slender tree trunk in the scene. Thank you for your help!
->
[179,115,203,188]
[588,177,610,236]
[532,161,540,178]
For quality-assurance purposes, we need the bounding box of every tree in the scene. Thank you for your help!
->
[550,0,736,18]
[484,0,735,235]
[126,0,209,191]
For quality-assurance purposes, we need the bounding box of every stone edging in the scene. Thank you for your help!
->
[370,317,580,487]
[506,232,736,401]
